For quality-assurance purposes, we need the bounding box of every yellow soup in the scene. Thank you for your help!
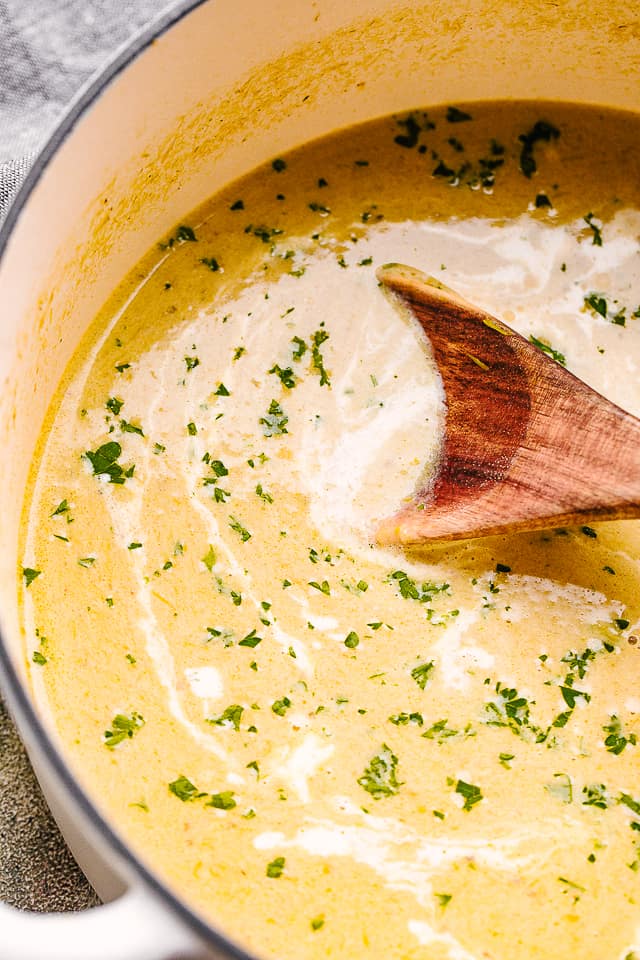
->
[21,102,640,960]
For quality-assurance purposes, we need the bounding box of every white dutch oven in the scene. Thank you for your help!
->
[0,1,639,957]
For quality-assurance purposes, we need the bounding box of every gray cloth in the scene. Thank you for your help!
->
[0,0,168,912]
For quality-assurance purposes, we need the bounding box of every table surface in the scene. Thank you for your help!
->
[0,0,174,912]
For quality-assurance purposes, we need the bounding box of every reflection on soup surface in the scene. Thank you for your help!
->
[21,103,640,959]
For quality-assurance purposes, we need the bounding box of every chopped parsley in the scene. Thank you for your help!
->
[269,364,297,389]
[310,329,331,386]
[169,775,201,801]
[206,791,236,810]
[529,335,566,366]
[518,120,560,178]
[84,441,133,484]
[103,712,145,749]
[207,704,244,730]
[357,743,402,798]
[446,106,472,123]
[260,399,288,436]
[271,696,292,716]
[23,568,41,587]
[228,516,251,542]
[455,779,483,811]
[266,856,286,878]
[583,212,603,246]
[411,661,435,690]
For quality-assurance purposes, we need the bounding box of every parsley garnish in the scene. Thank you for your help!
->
[358,744,402,798]
[260,399,288,436]
[271,697,292,716]
[104,712,145,749]
[23,568,41,588]
[311,329,331,386]
[239,629,262,648]
[518,120,560,178]
[529,335,566,366]
[106,397,123,415]
[207,704,243,730]
[228,516,251,542]
[309,580,330,595]
[266,856,286,878]
[84,441,133,484]
[455,779,483,811]
[411,661,435,690]
[269,364,297,389]
[583,212,603,246]
[200,257,220,272]
[206,791,236,810]
[168,775,205,802]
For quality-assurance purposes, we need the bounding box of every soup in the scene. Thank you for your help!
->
[20,102,640,959]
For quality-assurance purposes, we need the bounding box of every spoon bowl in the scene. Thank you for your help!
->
[376,263,640,545]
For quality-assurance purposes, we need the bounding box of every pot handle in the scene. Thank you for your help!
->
[0,885,202,960]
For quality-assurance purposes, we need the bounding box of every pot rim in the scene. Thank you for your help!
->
[0,3,254,956]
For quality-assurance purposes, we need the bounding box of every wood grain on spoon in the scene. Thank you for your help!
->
[376,263,640,545]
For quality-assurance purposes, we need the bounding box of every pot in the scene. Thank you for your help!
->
[0,1,639,957]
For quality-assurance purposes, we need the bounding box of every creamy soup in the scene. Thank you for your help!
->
[20,103,640,959]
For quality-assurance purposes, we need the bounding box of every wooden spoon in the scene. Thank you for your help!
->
[376,263,640,545]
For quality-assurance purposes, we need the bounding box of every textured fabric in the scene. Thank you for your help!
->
[0,0,169,912]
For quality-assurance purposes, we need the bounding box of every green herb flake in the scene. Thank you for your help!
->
[603,714,636,755]
[583,212,603,246]
[168,775,203,802]
[309,580,330,595]
[84,441,131,484]
[529,335,566,366]
[200,257,220,272]
[344,631,360,649]
[411,661,435,690]
[229,516,251,542]
[518,120,560,178]
[389,712,423,726]
[106,397,123,416]
[357,743,402,798]
[239,629,262,648]
[207,704,244,730]
[214,383,230,397]
[269,364,297,389]
[310,329,331,386]
[104,712,145,749]
[175,225,197,243]
[32,650,47,666]
[184,356,200,371]
[455,779,483,811]
[202,545,216,572]
[446,106,472,123]
[310,915,325,931]
[260,399,288,436]
[291,336,307,361]
[271,696,292,716]
[206,791,237,810]
[266,856,286,878]
[23,568,41,588]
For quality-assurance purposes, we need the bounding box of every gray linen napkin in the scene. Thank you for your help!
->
[0,0,168,912]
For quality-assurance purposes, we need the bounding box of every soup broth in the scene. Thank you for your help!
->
[20,102,640,959]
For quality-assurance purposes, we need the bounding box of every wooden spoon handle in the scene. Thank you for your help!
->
[376,264,640,545]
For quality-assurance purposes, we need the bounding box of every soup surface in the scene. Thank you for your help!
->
[21,103,640,959]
